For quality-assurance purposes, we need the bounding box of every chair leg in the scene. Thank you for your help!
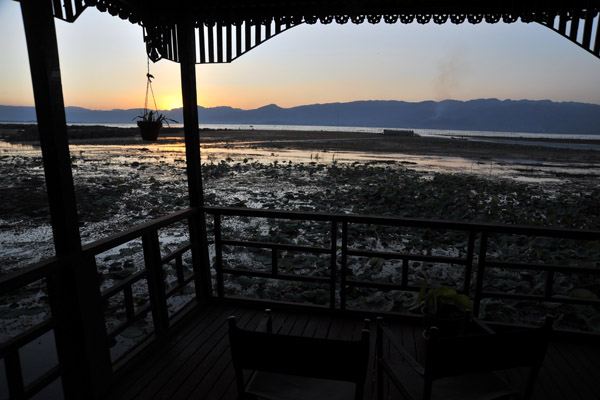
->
[376,318,384,400]
[234,367,245,399]
[378,376,384,400]
[523,369,539,400]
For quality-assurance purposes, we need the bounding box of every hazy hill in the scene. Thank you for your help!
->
[1,99,599,134]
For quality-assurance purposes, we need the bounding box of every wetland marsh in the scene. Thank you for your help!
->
[1,125,599,341]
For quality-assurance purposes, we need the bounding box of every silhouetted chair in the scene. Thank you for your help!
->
[376,316,553,400]
[228,312,370,400]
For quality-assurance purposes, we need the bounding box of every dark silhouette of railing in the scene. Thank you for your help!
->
[208,206,600,319]
[0,257,63,399]
[0,208,201,399]
[84,208,199,346]
[1,206,599,398]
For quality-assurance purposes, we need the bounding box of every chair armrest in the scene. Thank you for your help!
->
[379,323,424,376]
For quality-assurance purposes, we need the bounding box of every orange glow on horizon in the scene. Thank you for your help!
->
[155,94,183,111]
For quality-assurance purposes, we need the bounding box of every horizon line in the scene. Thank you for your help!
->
[2,97,600,112]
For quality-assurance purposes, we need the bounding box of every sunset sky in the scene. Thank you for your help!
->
[1,1,600,111]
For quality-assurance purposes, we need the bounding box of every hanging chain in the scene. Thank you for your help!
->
[144,56,158,115]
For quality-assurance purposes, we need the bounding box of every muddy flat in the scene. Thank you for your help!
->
[2,123,599,339]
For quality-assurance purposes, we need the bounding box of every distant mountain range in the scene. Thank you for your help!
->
[2,99,599,134]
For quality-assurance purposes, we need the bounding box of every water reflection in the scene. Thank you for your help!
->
[1,137,599,184]
[156,141,599,183]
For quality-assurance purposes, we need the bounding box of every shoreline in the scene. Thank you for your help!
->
[1,124,599,164]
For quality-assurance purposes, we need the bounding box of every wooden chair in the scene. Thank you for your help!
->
[227,312,370,400]
[376,316,553,400]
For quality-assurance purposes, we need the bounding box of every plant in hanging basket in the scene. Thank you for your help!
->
[134,110,177,141]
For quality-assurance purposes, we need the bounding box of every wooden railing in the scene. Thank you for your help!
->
[207,206,600,326]
[0,207,202,399]
[2,206,599,398]
[83,208,201,349]
[212,208,339,308]
[0,257,64,399]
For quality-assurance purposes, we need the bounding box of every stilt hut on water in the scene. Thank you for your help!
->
[2,1,600,399]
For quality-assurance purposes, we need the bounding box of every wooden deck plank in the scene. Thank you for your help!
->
[396,320,423,400]
[184,309,264,400]
[399,321,421,363]
[288,313,310,336]
[150,308,261,399]
[301,313,321,337]
[209,367,237,400]
[327,316,345,339]
[177,342,230,399]
[313,314,333,338]
[554,342,600,397]
[116,304,236,399]
[126,306,244,399]
[275,310,298,335]
[107,304,600,400]
[498,368,529,398]
[137,312,234,398]
[544,343,587,400]
[540,343,583,400]
[171,329,232,398]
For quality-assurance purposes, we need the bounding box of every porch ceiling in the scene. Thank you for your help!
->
[75,1,596,25]
[49,0,600,62]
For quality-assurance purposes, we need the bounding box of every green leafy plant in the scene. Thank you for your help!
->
[133,110,177,126]
[417,283,473,319]
[134,110,178,141]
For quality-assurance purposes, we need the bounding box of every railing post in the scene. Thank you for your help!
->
[545,269,555,300]
[340,221,348,311]
[473,231,489,317]
[272,247,279,276]
[464,230,476,296]
[330,220,338,310]
[397,257,407,289]
[175,255,185,288]
[142,231,169,334]
[124,285,135,321]
[214,214,225,298]
[188,214,210,300]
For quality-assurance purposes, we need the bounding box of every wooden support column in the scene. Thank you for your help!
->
[177,23,212,301]
[20,1,111,398]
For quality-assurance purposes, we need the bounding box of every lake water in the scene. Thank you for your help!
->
[5,121,600,149]
[99,123,600,151]
[70,122,600,139]
[2,121,600,184]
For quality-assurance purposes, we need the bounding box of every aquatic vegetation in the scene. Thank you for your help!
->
[1,142,599,339]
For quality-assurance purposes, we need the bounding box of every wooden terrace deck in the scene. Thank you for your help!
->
[107,302,600,400]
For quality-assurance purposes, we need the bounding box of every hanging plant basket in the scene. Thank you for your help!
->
[134,66,177,142]
[134,110,177,142]
[137,120,162,141]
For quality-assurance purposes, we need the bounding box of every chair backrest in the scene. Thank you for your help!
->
[228,316,370,390]
[424,316,552,380]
